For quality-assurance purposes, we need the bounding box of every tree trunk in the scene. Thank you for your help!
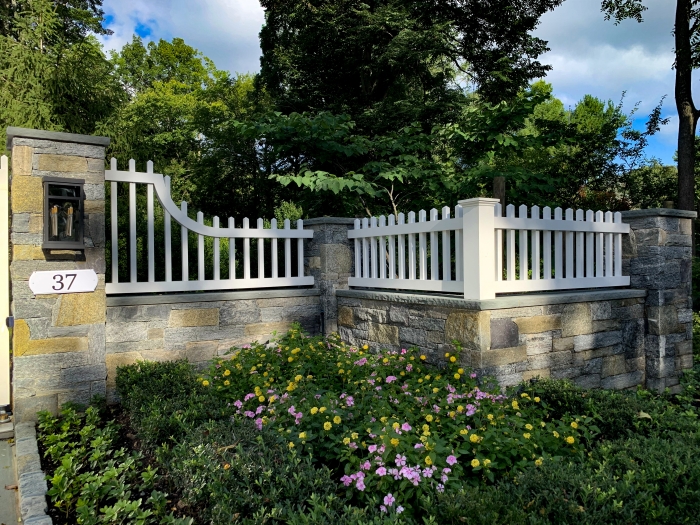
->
[675,0,699,211]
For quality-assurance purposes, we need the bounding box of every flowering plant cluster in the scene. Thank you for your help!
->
[200,328,596,515]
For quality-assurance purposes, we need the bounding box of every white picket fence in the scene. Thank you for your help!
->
[348,197,630,300]
[105,159,313,294]
[0,156,9,406]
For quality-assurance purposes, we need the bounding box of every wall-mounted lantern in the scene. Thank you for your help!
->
[42,177,85,249]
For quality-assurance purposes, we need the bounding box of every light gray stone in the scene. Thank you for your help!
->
[24,515,53,525]
[15,437,39,457]
[106,322,148,343]
[20,495,48,518]
[106,304,171,322]
[574,375,602,389]
[59,365,106,385]
[573,331,622,352]
[220,300,261,326]
[591,302,612,321]
[19,471,48,497]
[13,213,31,232]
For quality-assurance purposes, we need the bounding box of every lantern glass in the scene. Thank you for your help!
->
[43,177,85,249]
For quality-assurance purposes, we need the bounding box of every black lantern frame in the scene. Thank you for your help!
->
[42,177,85,250]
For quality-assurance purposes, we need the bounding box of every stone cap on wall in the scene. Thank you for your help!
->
[305,217,358,225]
[621,208,697,219]
[6,127,110,150]
[337,288,647,310]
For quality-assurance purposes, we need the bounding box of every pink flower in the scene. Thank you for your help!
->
[406,364,413,372]
[368,444,377,453]
[401,422,412,432]
[376,466,387,476]
[361,461,371,471]
[470,373,477,378]
[346,396,354,407]
[446,455,458,466]
[397,506,405,514]
[385,376,397,383]
[356,479,365,491]
[255,418,263,430]
[380,505,387,513]
[341,475,352,486]
[414,443,424,449]
[437,483,445,493]
[383,494,395,507]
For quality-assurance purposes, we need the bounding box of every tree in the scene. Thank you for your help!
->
[601,0,698,211]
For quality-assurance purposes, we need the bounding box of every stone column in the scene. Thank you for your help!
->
[621,208,696,393]
[7,127,109,421]
[304,218,355,334]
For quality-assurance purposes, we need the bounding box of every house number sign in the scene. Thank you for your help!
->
[29,270,98,295]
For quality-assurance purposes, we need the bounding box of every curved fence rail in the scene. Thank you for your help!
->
[105,159,313,295]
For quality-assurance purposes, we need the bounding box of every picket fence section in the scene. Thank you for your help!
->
[348,198,630,300]
[0,156,9,406]
[105,159,313,294]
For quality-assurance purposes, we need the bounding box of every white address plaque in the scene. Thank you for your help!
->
[29,270,98,295]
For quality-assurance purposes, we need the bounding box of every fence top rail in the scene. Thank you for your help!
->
[106,158,313,239]
[348,206,464,239]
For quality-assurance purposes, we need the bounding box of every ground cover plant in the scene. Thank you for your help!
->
[39,326,700,524]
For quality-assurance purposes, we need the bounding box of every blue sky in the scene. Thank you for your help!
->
[99,0,680,165]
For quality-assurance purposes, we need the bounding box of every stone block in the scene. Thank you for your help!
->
[84,183,104,200]
[561,303,592,337]
[369,323,399,345]
[260,304,320,323]
[625,356,645,372]
[399,327,428,347]
[481,345,527,367]
[528,351,572,371]
[591,302,612,320]
[573,331,622,352]
[19,471,48,497]
[646,357,675,378]
[601,355,626,378]
[611,304,644,320]
[553,337,574,352]
[621,319,645,358]
[57,387,92,407]
[148,328,164,340]
[140,349,184,362]
[54,290,107,326]
[338,306,355,327]
[522,368,550,381]
[445,310,490,352]
[169,308,219,327]
[601,370,644,390]
[13,298,54,319]
[107,304,171,322]
[219,300,260,326]
[647,305,682,336]
[320,244,352,274]
[12,245,46,261]
[582,357,603,375]
[12,145,33,176]
[59,364,106,385]
[678,353,694,370]
[490,306,543,319]
[551,366,583,380]
[388,307,409,325]
[14,395,58,422]
[13,212,30,232]
[36,153,89,172]
[678,308,694,323]
[591,320,620,332]
[16,452,42,478]
[106,352,143,389]
[106,322,148,343]
[514,314,561,334]
[574,375,602,389]
[676,340,693,356]
[11,175,43,213]
[14,319,88,356]
[490,318,519,349]
[185,341,218,363]
[244,321,293,336]
[15,437,39,457]
[521,332,553,355]
[20,495,48,519]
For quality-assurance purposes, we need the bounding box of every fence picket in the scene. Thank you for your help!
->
[354,219,361,278]
[398,213,406,279]
[198,212,205,281]
[388,215,396,279]
[586,210,594,277]
[543,207,552,280]
[213,216,220,281]
[430,208,439,280]
[575,209,584,278]
[408,212,416,279]
[129,160,136,283]
[257,218,265,279]
[271,218,278,279]
[595,211,604,277]
[554,207,563,279]
[285,219,292,278]
[110,158,118,283]
[506,204,515,281]
[243,218,251,280]
[229,217,236,280]
[370,216,378,279]
[565,208,574,279]
[419,210,427,280]
[495,203,503,281]
[297,219,304,279]
[181,201,188,281]
[455,205,463,282]
[379,216,387,279]
[442,206,451,281]
[146,161,155,282]
[164,176,172,282]
[614,212,622,276]
[532,206,540,280]
[519,204,528,280]
[362,218,370,278]
[605,211,613,277]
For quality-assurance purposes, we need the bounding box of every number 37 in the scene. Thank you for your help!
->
[53,273,77,291]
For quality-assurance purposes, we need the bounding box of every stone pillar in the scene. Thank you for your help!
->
[7,127,108,421]
[621,208,696,393]
[304,218,355,334]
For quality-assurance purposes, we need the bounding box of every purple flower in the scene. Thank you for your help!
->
[397,506,405,514]
[361,461,371,471]
[368,444,377,453]
[341,475,352,486]
[401,422,412,432]
[470,373,477,378]
[414,443,424,449]
[383,494,395,507]
[446,455,458,466]
[437,483,445,493]
[346,396,355,407]
[376,466,387,476]
[380,505,387,513]
[234,400,243,409]
[385,376,397,383]
[255,418,263,430]
[356,479,365,491]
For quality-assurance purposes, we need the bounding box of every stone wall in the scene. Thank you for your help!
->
[105,290,320,401]
[337,289,647,390]
[8,128,109,421]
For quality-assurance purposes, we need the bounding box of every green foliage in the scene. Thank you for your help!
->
[37,404,192,524]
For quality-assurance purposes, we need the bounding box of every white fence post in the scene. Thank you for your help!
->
[459,197,500,301]
[0,156,9,406]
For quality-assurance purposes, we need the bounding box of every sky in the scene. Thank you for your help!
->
[98,0,680,165]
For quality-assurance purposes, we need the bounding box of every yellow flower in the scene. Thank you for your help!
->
[310,407,319,415]
[454,373,461,380]
[471,458,480,468]
[535,458,543,466]
[483,459,491,467]
[445,352,450,357]
[363,344,369,350]
[251,366,257,372]
[390,438,400,447]
[291,348,300,354]
[333,416,342,425]
[351,432,359,439]
[324,422,332,431]
[307,375,313,380]
[422,424,430,432]
[299,432,307,439]
[287,357,294,362]
[566,436,575,444]
[223,369,231,376]
[425,456,433,465]
[460,428,468,435]
[223,380,230,386]
[425,375,431,380]
[534,397,541,402]
[269,395,276,403]
[432,388,439,393]
[540,421,546,427]
[343,437,351,445]
[319,407,327,413]
[449,411,455,418]
[487,414,494,421]
[258,395,265,402]
[339,369,345,374]
[425,415,434,422]
[521,393,530,399]
[295,374,303,382]
[469,434,479,443]
[263,372,268,377]
[223,463,231,470]
[512,400,519,410]
[380,416,388,423]
[553,431,560,438]
[418,379,423,383]
[392,422,400,429]
[202,380,210,387]
[570,422,578,429]
[457,405,464,413]
[288,442,295,449]
[525,424,533,431]
[420,355,426,360]
[450,356,456,363]
[523,433,531,439]
[382,358,389,364]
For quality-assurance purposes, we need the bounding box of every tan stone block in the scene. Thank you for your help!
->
[445,310,490,352]
[148,328,164,340]
[11,176,43,213]
[561,303,592,337]
[84,200,105,214]
[553,337,574,352]
[29,214,43,233]
[13,319,88,357]
[245,321,293,336]
[678,353,694,370]
[37,154,88,172]
[369,323,399,345]
[523,368,551,381]
[169,308,219,327]
[625,356,645,372]
[12,146,33,176]
[338,306,354,328]
[185,341,218,363]
[55,292,106,326]
[481,345,527,367]
[514,315,561,334]
[308,256,321,269]
[601,355,626,378]
[647,306,681,336]
[12,245,45,261]
[106,352,143,389]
